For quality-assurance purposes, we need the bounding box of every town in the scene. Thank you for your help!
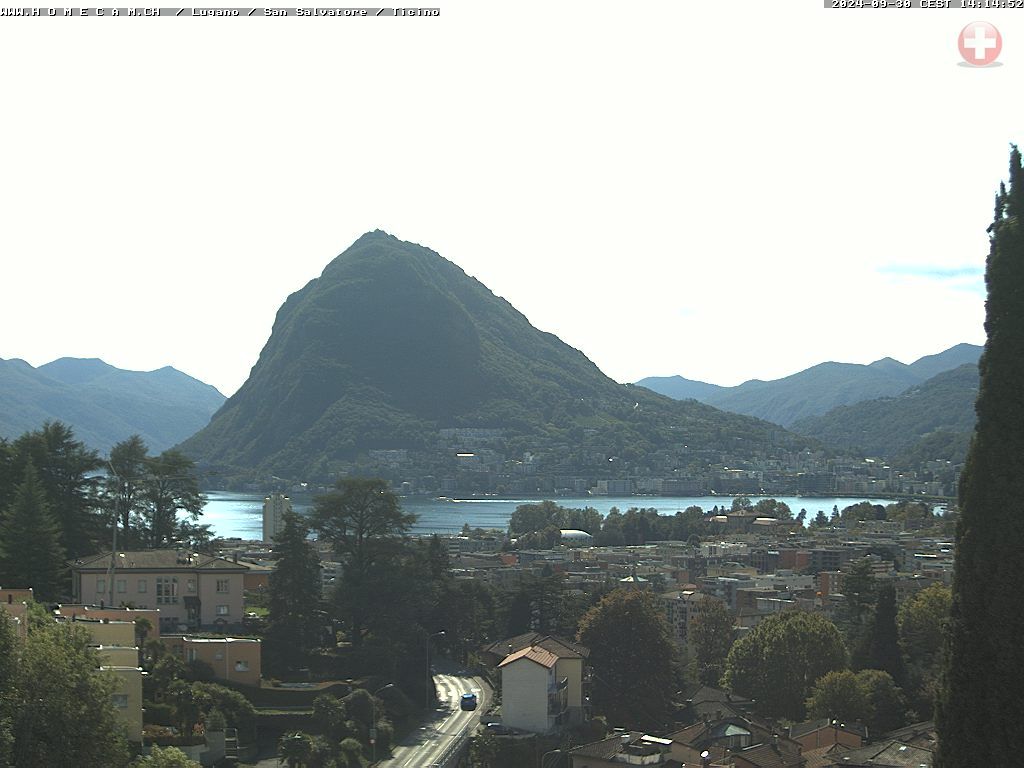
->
[0,472,953,767]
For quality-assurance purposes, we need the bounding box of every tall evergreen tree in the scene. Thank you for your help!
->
[11,422,104,559]
[106,435,149,538]
[0,463,67,601]
[936,146,1024,766]
[139,449,205,549]
[866,584,904,685]
[311,478,415,648]
[265,511,323,671]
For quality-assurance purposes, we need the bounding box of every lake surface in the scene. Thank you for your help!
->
[200,491,903,540]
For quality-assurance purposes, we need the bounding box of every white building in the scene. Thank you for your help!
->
[497,638,587,734]
[263,493,292,543]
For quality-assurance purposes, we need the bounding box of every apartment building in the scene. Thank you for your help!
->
[70,550,249,633]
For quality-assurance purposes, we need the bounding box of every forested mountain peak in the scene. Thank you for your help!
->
[180,233,814,479]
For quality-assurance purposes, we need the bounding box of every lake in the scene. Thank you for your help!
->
[200,491,903,540]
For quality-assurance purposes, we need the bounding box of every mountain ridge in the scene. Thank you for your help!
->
[790,363,979,462]
[0,357,225,453]
[637,343,982,427]
[180,231,817,481]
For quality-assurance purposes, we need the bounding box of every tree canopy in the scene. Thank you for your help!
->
[6,620,130,767]
[806,668,907,735]
[311,478,416,648]
[723,611,848,720]
[577,588,677,730]
[690,598,734,686]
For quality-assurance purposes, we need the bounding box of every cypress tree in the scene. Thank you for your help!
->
[936,146,1024,766]
[265,510,322,671]
[0,462,67,601]
[866,584,904,686]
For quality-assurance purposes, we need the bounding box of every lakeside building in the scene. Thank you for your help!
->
[263,492,293,542]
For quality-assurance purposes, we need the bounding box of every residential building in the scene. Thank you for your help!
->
[569,732,681,768]
[659,590,724,649]
[485,633,588,734]
[73,617,143,744]
[162,635,261,687]
[70,550,249,633]
[102,661,144,744]
[788,718,865,751]
[816,739,933,767]
[0,588,32,640]
[263,493,292,543]
[57,604,161,640]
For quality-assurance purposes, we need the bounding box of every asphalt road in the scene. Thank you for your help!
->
[375,669,490,767]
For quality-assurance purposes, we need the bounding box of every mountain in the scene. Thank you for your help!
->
[790,363,979,460]
[637,344,982,427]
[179,231,815,479]
[632,375,724,402]
[0,357,225,454]
[906,342,982,380]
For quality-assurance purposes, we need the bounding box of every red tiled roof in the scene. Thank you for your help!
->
[498,644,559,669]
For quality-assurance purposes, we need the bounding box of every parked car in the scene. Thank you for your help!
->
[485,723,513,736]
[460,692,478,711]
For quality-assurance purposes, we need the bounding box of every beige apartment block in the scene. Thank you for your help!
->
[163,635,262,687]
[102,665,144,744]
[70,550,249,633]
[57,604,161,640]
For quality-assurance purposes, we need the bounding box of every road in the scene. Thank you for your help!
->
[375,667,490,767]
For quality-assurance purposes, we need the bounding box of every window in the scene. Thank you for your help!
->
[137,579,147,593]
[187,649,197,662]
[96,579,106,595]
[216,579,230,594]
[234,660,249,672]
[216,605,229,616]
[187,579,196,593]
[156,577,179,605]
[111,694,129,709]
[116,579,127,594]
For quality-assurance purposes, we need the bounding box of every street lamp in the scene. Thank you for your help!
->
[426,630,446,709]
[370,683,395,764]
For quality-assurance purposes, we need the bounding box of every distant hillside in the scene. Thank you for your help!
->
[632,375,724,402]
[906,342,982,380]
[790,363,979,460]
[0,357,225,453]
[180,231,816,480]
[637,344,982,427]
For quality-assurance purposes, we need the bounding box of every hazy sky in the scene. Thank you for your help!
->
[1,3,1019,397]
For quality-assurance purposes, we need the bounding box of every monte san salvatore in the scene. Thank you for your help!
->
[178,230,812,484]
